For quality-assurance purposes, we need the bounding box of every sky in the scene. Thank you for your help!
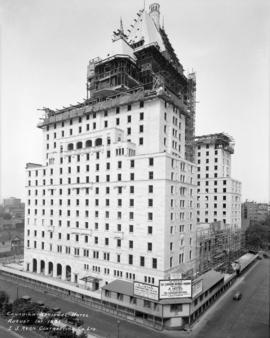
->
[0,0,269,203]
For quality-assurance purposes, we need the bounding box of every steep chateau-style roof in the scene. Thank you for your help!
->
[125,4,182,70]
[127,9,166,51]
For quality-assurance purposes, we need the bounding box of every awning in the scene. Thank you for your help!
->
[80,276,102,282]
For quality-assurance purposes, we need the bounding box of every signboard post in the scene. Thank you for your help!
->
[159,279,192,299]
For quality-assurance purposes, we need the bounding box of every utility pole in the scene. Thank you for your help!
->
[117,319,120,338]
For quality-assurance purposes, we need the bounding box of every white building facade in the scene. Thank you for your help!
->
[24,3,198,290]
[195,133,241,229]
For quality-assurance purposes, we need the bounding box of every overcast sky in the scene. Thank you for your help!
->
[0,0,269,202]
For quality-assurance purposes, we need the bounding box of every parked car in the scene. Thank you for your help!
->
[233,292,242,300]
[65,312,83,327]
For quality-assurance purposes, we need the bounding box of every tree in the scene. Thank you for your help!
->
[0,291,9,309]
[12,299,39,325]
[246,216,270,250]
[55,327,77,338]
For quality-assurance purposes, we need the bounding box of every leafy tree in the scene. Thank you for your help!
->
[0,291,9,308]
[12,299,39,325]
[246,216,270,250]
[55,327,77,338]
[1,302,12,316]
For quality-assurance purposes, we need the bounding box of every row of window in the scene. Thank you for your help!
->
[46,103,145,131]
[27,240,159,268]
[28,197,155,207]
[28,158,154,177]
[47,120,145,142]
[27,208,155,220]
[27,229,154,247]
[197,188,227,193]
[27,170,155,187]
[198,165,219,171]
[198,180,227,186]
[198,158,219,164]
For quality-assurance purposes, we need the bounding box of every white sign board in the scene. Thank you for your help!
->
[133,282,159,301]
[192,280,203,298]
[159,279,192,299]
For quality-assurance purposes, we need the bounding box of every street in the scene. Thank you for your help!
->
[193,258,270,338]
[0,259,269,338]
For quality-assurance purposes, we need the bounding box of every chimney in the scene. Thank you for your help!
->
[149,3,160,29]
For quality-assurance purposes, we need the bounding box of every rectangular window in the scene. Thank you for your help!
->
[152,258,157,269]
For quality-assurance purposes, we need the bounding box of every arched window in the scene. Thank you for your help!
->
[68,143,74,151]
[77,142,83,149]
[95,138,102,147]
[86,140,92,148]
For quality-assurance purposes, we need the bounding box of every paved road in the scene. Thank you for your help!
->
[193,259,270,338]
[0,259,269,338]
[0,276,171,338]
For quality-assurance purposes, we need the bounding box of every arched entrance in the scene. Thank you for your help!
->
[33,258,37,273]
[56,263,62,278]
[40,260,45,274]
[66,265,71,281]
[48,262,53,276]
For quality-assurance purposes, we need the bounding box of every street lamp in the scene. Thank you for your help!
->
[116,319,120,338]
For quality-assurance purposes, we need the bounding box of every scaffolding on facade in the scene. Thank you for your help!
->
[196,222,245,276]
[194,133,235,154]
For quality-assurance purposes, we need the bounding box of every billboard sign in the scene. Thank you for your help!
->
[192,279,203,298]
[159,279,192,299]
[133,282,159,301]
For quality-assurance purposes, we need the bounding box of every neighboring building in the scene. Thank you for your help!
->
[0,231,24,257]
[241,200,270,229]
[3,197,21,208]
[3,197,25,219]
[0,197,25,230]
[0,217,24,231]
[24,3,197,291]
[194,133,241,229]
